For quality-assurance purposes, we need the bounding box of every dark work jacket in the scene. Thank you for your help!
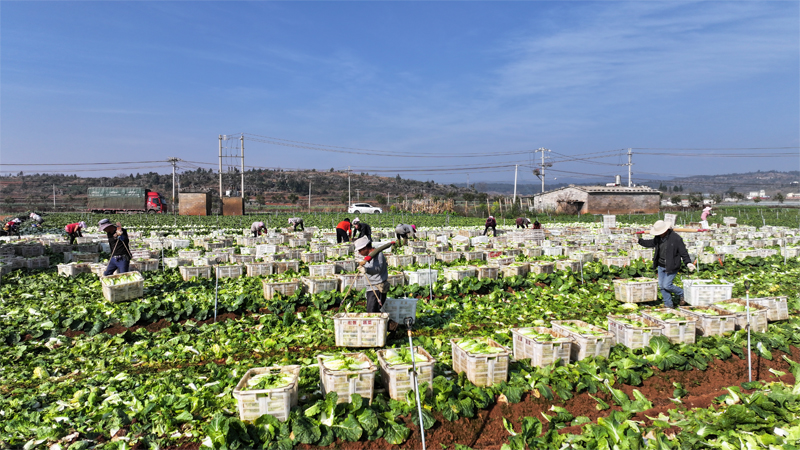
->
[638,230,691,273]
[355,223,372,241]
[485,217,496,227]
[107,228,133,258]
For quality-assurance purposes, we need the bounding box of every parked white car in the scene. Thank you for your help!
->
[348,203,382,214]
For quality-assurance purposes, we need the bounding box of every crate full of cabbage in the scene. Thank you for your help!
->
[450,338,510,387]
[551,320,614,361]
[641,309,697,345]
[376,346,435,401]
[232,366,300,422]
[332,313,389,347]
[678,306,736,336]
[613,278,658,303]
[713,300,769,333]
[317,353,377,404]
[606,315,664,349]
[101,271,144,303]
[510,327,571,367]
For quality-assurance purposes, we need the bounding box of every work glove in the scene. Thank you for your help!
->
[687,263,696,272]
[358,265,366,275]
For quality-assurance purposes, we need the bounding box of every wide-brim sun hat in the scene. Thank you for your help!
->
[98,218,114,232]
[650,220,670,235]
[703,206,712,211]
[354,236,371,251]
[79,221,86,229]
[353,217,360,224]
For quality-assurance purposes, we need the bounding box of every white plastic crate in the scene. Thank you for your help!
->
[273,260,300,274]
[641,309,697,345]
[57,263,91,277]
[613,278,659,303]
[414,254,436,266]
[231,255,256,264]
[130,258,159,272]
[530,262,555,274]
[337,273,369,292]
[556,260,581,272]
[101,271,144,303]
[678,306,736,336]
[377,346,435,401]
[387,255,414,268]
[215,265,244,279]
[233,366,300,422]
[309,263,336,277]
[301,276,339,294]
[436,251,461,263]
[683,279,734,306]
[551,320,615,362]
[178,250,203,259]
[450,338,510,387]
[380,298,418,324]
[510,327,571,367]
[246,262,274,277]
[607,315,664,349]
[262,279,301,299]
[333,259,357,273]
[749,296,789,321]
[406,269,438,286]
[318,353,377,404]
[332,313,389,347]
[501,263,529,278]
[164,257,192,268]
[25,256,50,269]
[602,215,616,228]
[476,266,499,279]
[603,256,631,268]
[723,217,737,225]
[443,266,477,281]
[180,265,212,281]
[72,252,100,263]
[713,299,769,333]
[301,252,325,263]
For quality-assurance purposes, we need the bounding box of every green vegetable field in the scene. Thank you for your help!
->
[1,213,799,450]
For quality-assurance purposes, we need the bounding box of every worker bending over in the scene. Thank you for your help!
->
[250,221,267,237]
[64,221,86,244]
[515,217,531,229]
[288,217,304,231]
[336,218,352,243]
[394,223,416,246]
[356,237,389,313]
[352,217,372,241]
[483,216,497,237]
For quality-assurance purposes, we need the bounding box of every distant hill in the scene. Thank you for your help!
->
[0,169,478,212]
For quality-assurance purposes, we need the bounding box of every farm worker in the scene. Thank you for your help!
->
[64,221,86,244]
[29,212,44,227]
[250,221,267,237]
[352,217,372,241]
[700,206,714,229]
[394,223,416,247]
[336,218,351,243]
[288,217,304,231]
[0,218,21,236]
[515,217,531,229]
[355,236,389,313]
[99,218,133,276]
[637,220,695,309]
[483,216,497,237]
[533,220,542,230]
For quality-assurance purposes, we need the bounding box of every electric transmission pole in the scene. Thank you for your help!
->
[513,165,518,204]
[627,148,633,187]
[168,157,180,215]
[534,148,552,193]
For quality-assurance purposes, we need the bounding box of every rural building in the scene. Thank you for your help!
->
[532,185,660,215]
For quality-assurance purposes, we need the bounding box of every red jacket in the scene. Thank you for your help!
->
[65,223,82,233]
[485,217,496,227]
[336,221,351,233]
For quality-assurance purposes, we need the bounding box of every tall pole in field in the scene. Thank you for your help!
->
[627,148,633,187]
[218,135,223,212]
[53,185,56,209]
[513,164,518,204]
[348,166,351,207]
[240,135,245,200]
[168,157,179,215]
[308,179,312,213]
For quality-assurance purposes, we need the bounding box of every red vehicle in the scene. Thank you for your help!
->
[87,187,167,214]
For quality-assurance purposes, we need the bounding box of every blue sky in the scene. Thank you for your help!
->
[1,1,798,186]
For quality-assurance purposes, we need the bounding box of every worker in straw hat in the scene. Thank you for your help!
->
[98,218,133,276]
[355,236,389,313]
[352,217,372,241]
[700,206,714,229]
[637,220,695,308]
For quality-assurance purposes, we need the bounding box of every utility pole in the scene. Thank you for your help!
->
[308,179,312,213]
[466,173,469,189]
[218,135,223,211]
[513,164,518,204]
[53,185,56,209]
[534,148,552,193]
[627,148,632,187]
[348,166,351,206]
[240,135,245,199]
[356,189,361,202]
[168,157,179,215]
